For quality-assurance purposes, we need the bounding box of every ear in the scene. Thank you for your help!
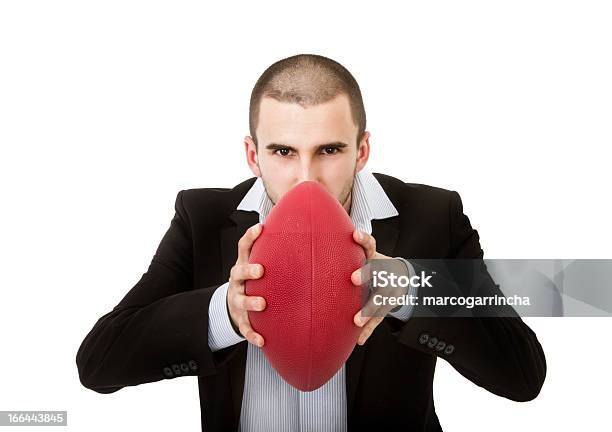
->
[244,136,261,177]
[355,131,371,172]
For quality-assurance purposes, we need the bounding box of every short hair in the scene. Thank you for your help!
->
[249,54,366,148]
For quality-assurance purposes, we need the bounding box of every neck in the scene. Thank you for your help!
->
[343,190,352,215]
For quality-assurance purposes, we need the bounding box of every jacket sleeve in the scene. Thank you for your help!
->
[75,190,236,393]
[392,191,547,402]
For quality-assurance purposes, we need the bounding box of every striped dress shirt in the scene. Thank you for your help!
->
[207,168,416,432]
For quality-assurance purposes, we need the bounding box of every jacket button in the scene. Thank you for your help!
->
[163,367,173,378]
[180,363,189,373]
[188,360,198,371]
[172,364,181,375]
[418,333,429,345]
[427,337,438,349]
[444,344,455,355]
[435,340,446,352]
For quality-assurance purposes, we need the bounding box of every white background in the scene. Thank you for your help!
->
[1,1,611,430]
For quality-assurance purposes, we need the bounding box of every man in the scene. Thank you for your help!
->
[76,54,546,431]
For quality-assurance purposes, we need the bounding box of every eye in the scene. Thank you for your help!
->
[274,148,292,157]
[322,147,340,155]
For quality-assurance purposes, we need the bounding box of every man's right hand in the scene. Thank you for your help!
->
[227,223,267,347]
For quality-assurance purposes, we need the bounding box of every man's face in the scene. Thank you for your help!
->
[244,93,370,214]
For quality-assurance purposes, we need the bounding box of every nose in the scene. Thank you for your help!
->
[296,160,319,184]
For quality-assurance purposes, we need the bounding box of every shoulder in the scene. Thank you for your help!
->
[180,177,256,205]
[172,177,257,223]
[372,172,459,215]
[372,172,477,257]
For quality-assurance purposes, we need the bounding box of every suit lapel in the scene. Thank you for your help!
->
[346,215,400,419]
[220,210,261,280]
[220,209,260,426]
[370,217,401,257]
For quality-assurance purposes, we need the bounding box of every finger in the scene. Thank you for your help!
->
[232,292,266,311]
[353,290,385,326]
[354,288,396,327]
[354,308,377,328]
[357,316,384,345]
[353,229,377,259]
[237,223,263,263]
[238,320,265,347]
[351,263,372,286]
[354,309,366,327]
[230,263,264,284]
[357,316,384,344]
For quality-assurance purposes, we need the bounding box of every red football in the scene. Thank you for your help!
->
[246,180,366,391]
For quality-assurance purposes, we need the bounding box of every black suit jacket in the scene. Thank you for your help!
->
[76,172,546,431]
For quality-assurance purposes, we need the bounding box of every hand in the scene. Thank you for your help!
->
[227,223,267,347]
[350,229,408,345]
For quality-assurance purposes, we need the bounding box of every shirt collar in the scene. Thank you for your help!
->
[236,168,398,234]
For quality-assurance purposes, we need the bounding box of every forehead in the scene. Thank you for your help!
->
[256,94,357,145]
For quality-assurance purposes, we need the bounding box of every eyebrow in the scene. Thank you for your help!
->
[265,141,349,152]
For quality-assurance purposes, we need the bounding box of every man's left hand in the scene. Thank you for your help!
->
[351,229,407,346]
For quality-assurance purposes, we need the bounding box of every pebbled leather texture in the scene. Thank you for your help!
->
[246,181,365,391]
